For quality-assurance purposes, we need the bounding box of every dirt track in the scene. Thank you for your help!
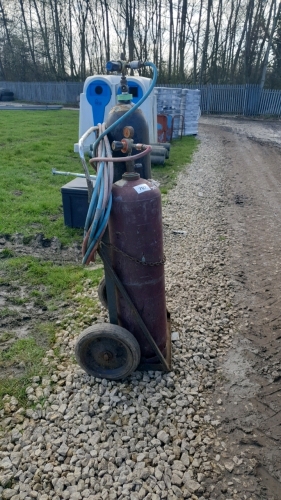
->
[1,115,281,500]
[199,116,281,499]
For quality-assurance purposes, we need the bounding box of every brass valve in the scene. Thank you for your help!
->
[111,139,148,155]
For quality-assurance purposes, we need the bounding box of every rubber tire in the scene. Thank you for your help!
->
[0,90,14,98]
[98,276,108,309]
[1,96,14,101]
[75,323,141,380]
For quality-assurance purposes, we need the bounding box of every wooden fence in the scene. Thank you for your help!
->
[1,81,281,116]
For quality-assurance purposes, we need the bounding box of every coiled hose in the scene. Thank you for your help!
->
[80,62,157,265]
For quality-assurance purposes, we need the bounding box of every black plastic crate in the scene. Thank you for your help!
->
[61,177,92,228]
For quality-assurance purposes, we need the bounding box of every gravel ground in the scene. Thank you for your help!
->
[0,126,254,499]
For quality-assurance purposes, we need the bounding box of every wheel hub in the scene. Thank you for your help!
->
[102,351,113,362]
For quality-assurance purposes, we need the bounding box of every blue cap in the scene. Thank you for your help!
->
[106,61,114,71]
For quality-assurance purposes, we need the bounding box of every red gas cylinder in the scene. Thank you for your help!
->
[108,176,167,361]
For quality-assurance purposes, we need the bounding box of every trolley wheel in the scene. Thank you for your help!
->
[98,276,108,309]
[75,323,141,380]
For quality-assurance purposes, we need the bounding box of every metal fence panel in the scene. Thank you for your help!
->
[0,81,83,104]
[158,83,281,116]
[259,89,281,116]
[1,81,281,115]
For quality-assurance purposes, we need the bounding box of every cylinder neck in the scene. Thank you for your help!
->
[122,172,140,181]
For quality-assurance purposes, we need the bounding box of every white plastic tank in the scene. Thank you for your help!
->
[74,75,157,153]
[75,75,120,152]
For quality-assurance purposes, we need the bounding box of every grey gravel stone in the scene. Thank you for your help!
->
[171,331,180,341]
[184,478,201,493]
[0,125,239,499]
[0,457,12,470]
[2,489,18,500]
[224,460,234,472]
[157,430,170,444]
[181,453,190,467]
[57,443,69,456]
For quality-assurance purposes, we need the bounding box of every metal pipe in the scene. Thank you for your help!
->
[52,168,96,180]
[150,146,168,157]
[150,155,166,165]
[89,144,152,165]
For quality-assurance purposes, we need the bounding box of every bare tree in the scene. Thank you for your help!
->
[260,1,281,86]
[0,0,279,86]
[200,0,212,83]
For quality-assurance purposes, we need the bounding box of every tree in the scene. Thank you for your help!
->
[0,0,280,86]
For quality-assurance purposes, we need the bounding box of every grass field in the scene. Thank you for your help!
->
[0,110,198,408]
[0,110,197,243]
[0,110,82,244]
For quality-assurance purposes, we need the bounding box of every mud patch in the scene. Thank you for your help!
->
[223,339,260,400]
[0,233,83,382]
[0,232,83,263]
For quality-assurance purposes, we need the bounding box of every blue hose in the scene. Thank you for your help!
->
[83,195,112,264]
[82,62,157,265]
